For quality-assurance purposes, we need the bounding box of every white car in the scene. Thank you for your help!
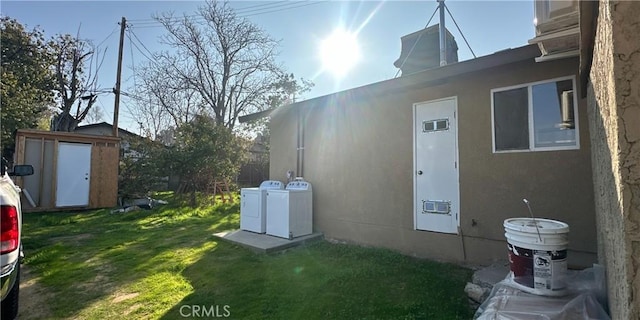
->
[1,160,33,320]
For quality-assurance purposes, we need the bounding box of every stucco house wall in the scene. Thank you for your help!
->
[270,46,597,267]
[586,0,640,318]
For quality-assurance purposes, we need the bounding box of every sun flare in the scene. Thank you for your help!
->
[320,28,361,78]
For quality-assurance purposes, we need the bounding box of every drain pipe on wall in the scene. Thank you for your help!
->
[458,226,467,262]
[296,106,305,178]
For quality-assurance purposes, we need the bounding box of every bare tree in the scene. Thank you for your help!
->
[127,60,201,139]
[50,33,105,132]
[84,104,104,124]
[153,0,283,130]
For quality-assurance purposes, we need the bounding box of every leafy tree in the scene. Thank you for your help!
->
[118,135,166,199]
[257,72,313,133]
[244,72,313,165]
[0,17,55,155]
[50,33,105,132]
[266,73,314,109]
[167,115,247,205]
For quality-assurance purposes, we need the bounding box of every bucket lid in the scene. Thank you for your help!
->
[504,218,569,234]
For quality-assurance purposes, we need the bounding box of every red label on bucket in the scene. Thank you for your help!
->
[508,244,534,287]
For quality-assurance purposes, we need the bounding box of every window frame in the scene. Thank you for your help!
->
[491,76,580,153]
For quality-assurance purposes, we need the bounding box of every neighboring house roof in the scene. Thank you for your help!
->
[75,122,141,139]
[239,44,541,123]
[249,135,268,154]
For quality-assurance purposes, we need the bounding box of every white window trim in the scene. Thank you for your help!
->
[490,76,580,153]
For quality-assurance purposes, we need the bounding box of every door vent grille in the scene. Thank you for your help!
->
[422,200,451,215]
[422,119,449,133]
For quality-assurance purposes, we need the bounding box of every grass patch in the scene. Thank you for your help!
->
[22,192,473,319]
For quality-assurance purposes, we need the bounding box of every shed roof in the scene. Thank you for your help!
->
[239,44,541,123]
[75,121,140,138]
[16,129,121,143]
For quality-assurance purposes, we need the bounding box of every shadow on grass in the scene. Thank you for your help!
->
[160,241,475,320]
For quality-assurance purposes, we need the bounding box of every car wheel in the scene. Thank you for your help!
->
[1,264,20,320]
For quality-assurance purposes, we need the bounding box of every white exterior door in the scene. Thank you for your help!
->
[56,142,92,207]
[414,97,460,234]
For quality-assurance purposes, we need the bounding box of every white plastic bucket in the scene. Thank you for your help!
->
[504,218,569,296]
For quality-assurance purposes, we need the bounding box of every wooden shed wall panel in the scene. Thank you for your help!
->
[51,139,58,208]
[15,135,26,164]
[23,138,43,206]
[89,143,119,208]
[42,140,55,208]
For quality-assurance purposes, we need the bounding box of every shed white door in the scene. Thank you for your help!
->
[56,142,91,207]
[414,98,460,234]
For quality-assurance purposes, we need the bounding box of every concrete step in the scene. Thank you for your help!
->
[213,229,324,253]
[466,263,511,305]
[472,263,510,290]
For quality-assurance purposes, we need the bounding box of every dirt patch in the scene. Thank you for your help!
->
[74,263,113,293]
[123,303,142,315]
[112,292,139,303]
[49,233,93,245]
[18,265,53,320]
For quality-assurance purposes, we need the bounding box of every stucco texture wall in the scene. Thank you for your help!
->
[271,54,597,267]
[587,1,640,319]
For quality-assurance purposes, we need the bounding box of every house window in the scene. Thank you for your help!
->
[492,77,578,152]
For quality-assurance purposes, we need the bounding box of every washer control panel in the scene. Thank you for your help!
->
[259,180,284,190]
[286,180,312,191]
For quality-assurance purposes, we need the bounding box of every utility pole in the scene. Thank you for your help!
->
[113,16,126,137]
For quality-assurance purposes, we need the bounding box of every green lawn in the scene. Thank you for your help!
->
[21,192,474,319]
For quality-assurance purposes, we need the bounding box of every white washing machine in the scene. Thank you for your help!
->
[240,180,284,233]
[266,179,312,239]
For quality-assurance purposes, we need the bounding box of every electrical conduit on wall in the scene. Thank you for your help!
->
[296,106,305,178]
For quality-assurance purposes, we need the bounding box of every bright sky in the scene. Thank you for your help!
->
[2,1,534,133]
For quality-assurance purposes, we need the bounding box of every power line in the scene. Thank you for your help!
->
[120,90,149,103]
[125,28,167,74]
[94,97,109,123]
[242,1,323,18]
[125,30,155,63]
[234,1,290,13]
[127,28,137,89]
[121,100,140,120]
[394,6,439,78]
[128,28,156,59]
[444,3,476,59]
[235,1,311,15]
[129,17,201,29]
[128,1,324,28]
[127,1,290,23]
[90,89,114,95]
[96,25,119,48]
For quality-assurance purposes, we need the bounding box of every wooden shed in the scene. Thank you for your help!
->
[14,129,120,212]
